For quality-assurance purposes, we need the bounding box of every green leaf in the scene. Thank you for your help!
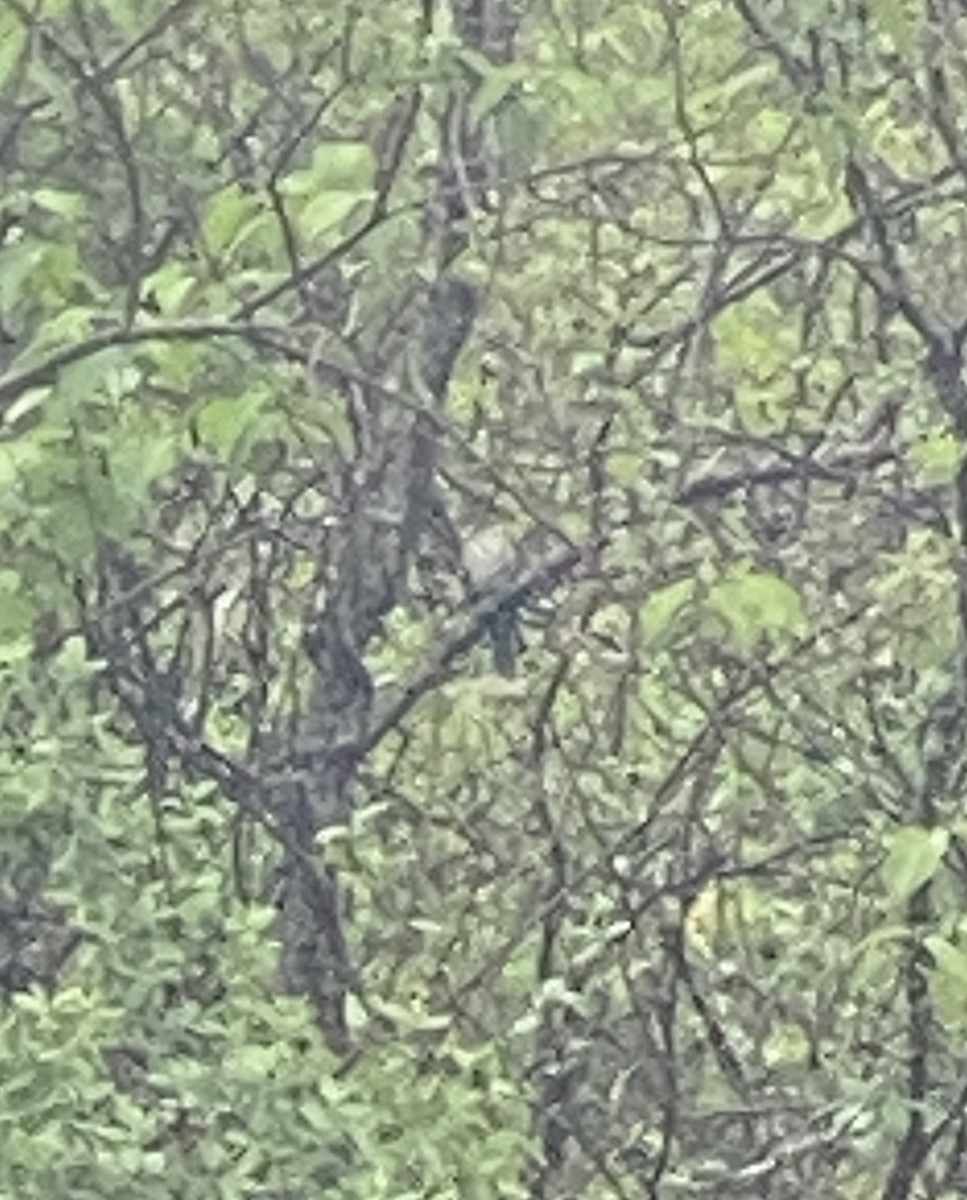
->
[608,450,642,486]
[459,53,528,124]
[11,307,96,370]
[196,391,267,461]
[55,345,130,404]
[882,826,949,902]
[495,97,546,178]
[224,1043,284,1081]
[110,421,178,503]
[544,67,620,129]
[0,9,27,91]
[0,241,46,314]
[850,925,907,992]
[715,295,792,382]
[145,263,197,316]
[2,387,48,431]
[300,190,369,241]
[0,569,34,641]
[281,141,377,197]
[911,432,961,486]
[299,1097,332,1133]
[203,185,262,256]
[276,141,376,250]
[314,141,376,190]
[761,1022,810,1068]
[744,107,793,153]
[734,380,792,435]
[641,577,694,641]
[32,189,87,219]
[869,0,918,54]
[707,565,808,651]
[570,349,606,376]
[925,936,967,987]
[689,62,777,118]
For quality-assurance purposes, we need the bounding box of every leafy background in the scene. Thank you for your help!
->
[2,0,967,1198]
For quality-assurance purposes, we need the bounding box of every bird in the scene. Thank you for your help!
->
[461,522,522,676]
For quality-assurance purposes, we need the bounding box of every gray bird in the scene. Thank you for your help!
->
[462,523,521,676]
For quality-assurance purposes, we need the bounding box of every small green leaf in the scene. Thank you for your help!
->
[0,10,27,91]
[708,565,808,650]
[32,188,87,219]
[911,432,961,486]
[608,451,641,486]
[761,1022,810,1068]
[224,1043,282,1080]
[882,826,949,902]
[196,391,266,461]
[2,386,47,430]
[869,0,918,54]
[0,241,47,314]
[55,345,130,405]
[145,263,197,315]
[735,381,791,435]
[203,185,261,256]
[689,62,776,117]
[281,141,377,197]
[313,140,376,190]
[642,577,694,641]
[460,54,528,124]
[715,295,793,383]
[300,191,369,241]
[925,936,967,987]
[570,349,606,376]
[299,1097,331,1133]
[12,306,96,369]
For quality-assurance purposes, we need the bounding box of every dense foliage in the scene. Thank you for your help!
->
[3,0,967,1197]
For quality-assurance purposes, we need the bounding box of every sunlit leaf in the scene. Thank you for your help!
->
[925,936,967,987]
[300,191,370,241]
[32,189,86,219]
[203,185,262,257]
[911,432,961,486]
[869,0,919,53]
[0,9,27,90]
[882,826,949,902]
[641,577,694,641]
[280,141,377,197]
[196,391,267,461]
[708,565,808,650]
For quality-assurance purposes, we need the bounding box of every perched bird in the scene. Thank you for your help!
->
[461,522,521,676]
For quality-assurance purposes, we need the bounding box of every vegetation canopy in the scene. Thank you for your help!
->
[2,1,967,1198]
